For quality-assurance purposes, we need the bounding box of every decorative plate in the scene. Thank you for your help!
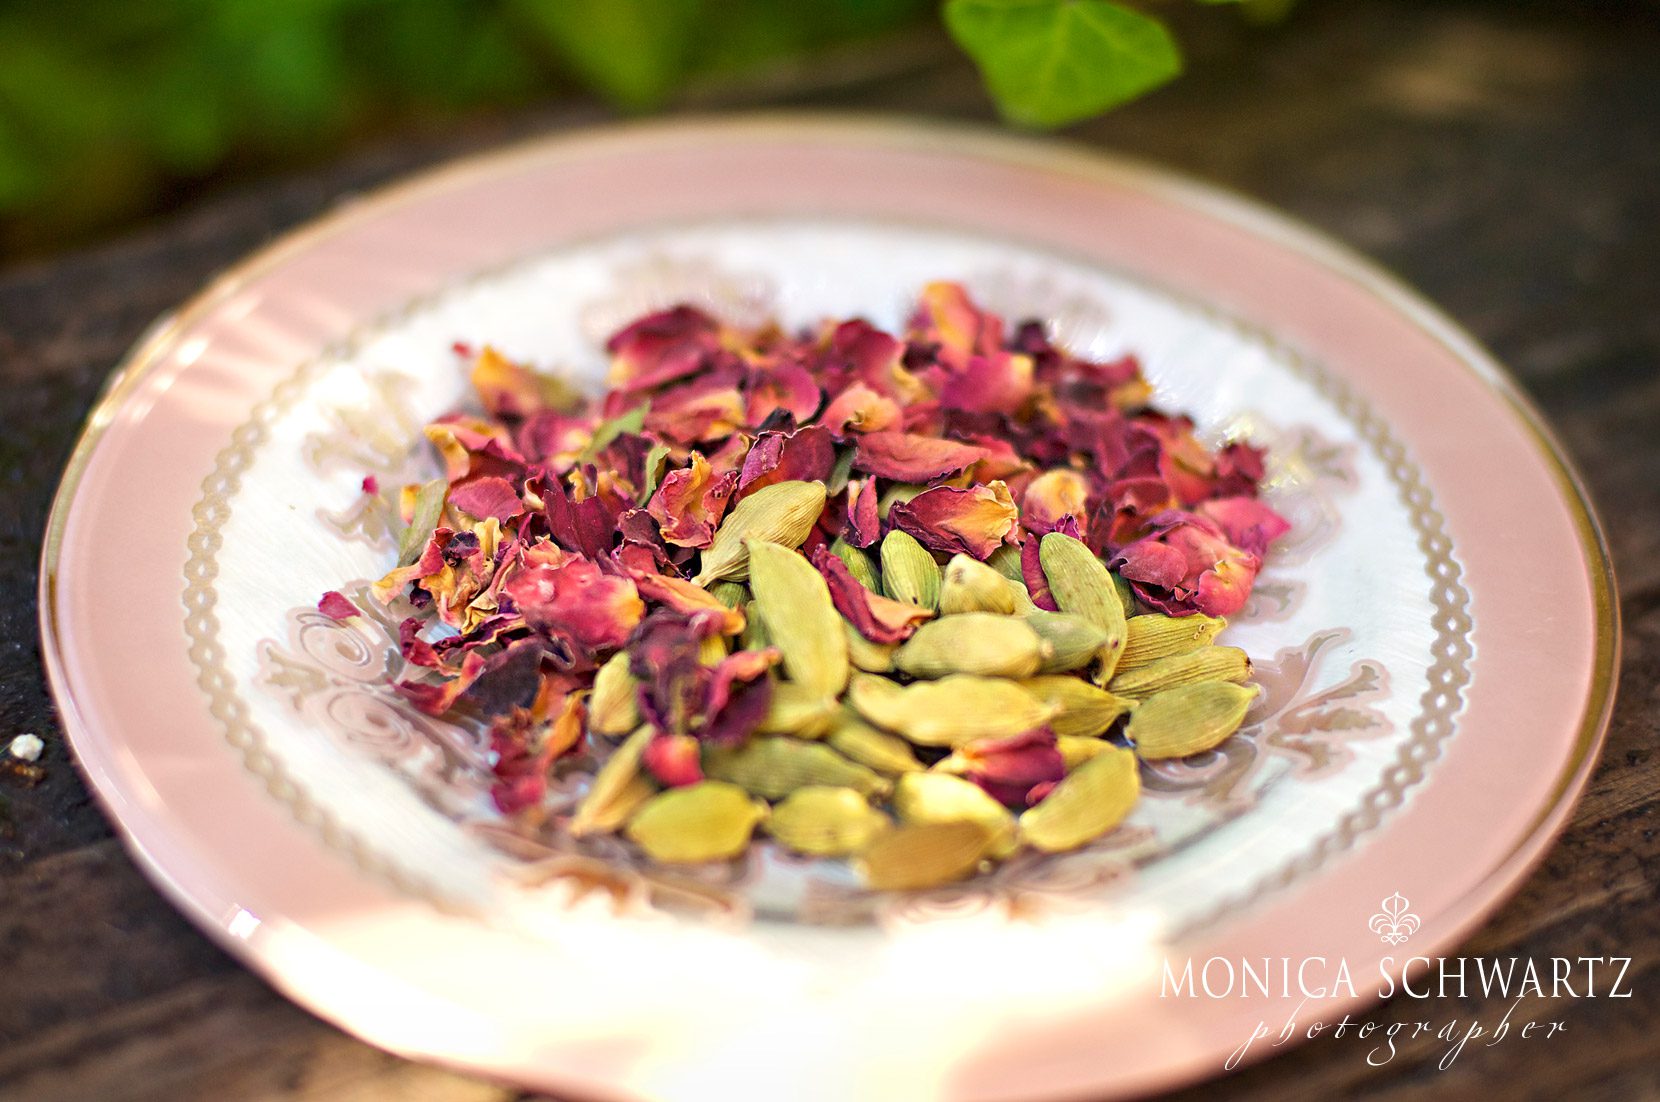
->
[41,117,1616,1101]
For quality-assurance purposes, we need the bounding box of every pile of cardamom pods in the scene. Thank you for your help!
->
[574,495,1257,890]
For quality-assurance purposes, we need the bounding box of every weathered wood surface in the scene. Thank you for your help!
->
[2,1,1656,1098]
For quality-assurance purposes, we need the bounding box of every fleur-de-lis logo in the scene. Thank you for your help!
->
[1368,892,1421,945]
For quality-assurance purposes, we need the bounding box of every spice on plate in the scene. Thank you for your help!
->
[325,282,1288,889]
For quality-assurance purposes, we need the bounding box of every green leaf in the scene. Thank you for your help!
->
[510,0,699,110]
[398,478,447,566]
[944,0,1183,128]
[579,404,648,465]
[639,442,673,503]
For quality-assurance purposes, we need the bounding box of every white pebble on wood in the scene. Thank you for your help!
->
[8,734,44,762]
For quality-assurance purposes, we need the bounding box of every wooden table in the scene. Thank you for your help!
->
[3,2,1656,1098]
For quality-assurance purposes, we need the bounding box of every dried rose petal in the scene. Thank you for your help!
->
[954,728,1066,807]
[1021,537,1059,612]
[1112,537,1188,590]
[936,350,1034,416]
[813,547,931,643]
[606,305,720,392]
[1111,510,1263,617]
[628,612,776,746]
[1198,495,1291,557]
[821,381,902,436]
[634,572,746,635]
[852,431,990,482]
[647,452,738,549]
[1092,475,1178,552]
[317,590,358,621]
[449,475,525,522]
[1213,441,1268,497]
[398,617,441,667]
[1021,468,1091,536]
[888,481,1018,559]
[643,370,748,445]
[843,478,882,548]
[736,424,835,497]
[744,360,822,428]
[423,416,525,483]
[961,434,1030,485]
[464,637,546,715]
[820,318,912,398]
[612,508,678,576]
[542,476,624,561]
[487,680,586,812]
[504,556,644,652]
[909,280,1001,357]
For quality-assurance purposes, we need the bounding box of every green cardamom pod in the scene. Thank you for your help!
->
[624,781,767,863]
[1126,681,1259,759]
[767,786,891,857]
[704,736,890,800]
[880,529,941,609]
[937,554,1018,615]
[1117,613,1227,671]
[1019,747,1139,853]
[1038,532,1128,682]
[829,536,881,592]
[892,612,1049,679]
[1025,611,1111,674]
[692,480,827,586]
[747,540,850,699]
[1109,646,1251,700]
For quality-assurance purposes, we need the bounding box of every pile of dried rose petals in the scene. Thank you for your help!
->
[318,281,1289,877]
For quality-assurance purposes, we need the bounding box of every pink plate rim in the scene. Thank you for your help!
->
[39,114,1619,1100]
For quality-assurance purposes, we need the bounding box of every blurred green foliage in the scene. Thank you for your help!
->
[0,0,1287,254]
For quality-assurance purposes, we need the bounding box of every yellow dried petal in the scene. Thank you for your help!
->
[697,632,729,666]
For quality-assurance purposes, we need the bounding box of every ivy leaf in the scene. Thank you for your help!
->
[944,0,1183,128]
[511,0,700,110]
